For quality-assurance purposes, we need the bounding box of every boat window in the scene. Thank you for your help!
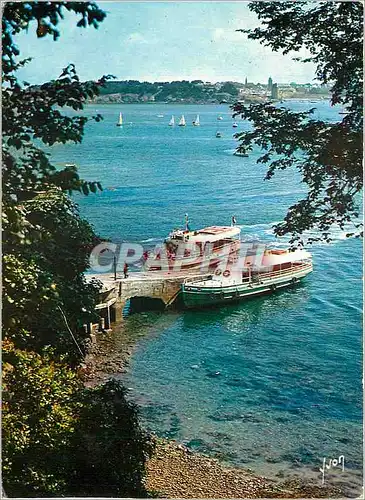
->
[272,263,292,271]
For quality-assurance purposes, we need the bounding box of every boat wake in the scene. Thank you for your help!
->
[240,221,282,230]
[239,220,362,247]
[140,237,162,243]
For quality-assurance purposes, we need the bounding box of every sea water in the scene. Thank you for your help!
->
[49,101,363,496]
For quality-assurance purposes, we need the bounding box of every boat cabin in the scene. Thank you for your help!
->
[241,248,312,278]
[165,226,240,255]
[208,248,312,284]
[167,226,240,243]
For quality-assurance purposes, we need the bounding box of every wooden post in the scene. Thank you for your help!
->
[106,305,111,329]
[114,302,124,322]
[113,255,117,281]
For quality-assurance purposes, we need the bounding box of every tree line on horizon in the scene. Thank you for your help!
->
[28,78,330,105]
[95,79,328,102]
[99,79,239,99]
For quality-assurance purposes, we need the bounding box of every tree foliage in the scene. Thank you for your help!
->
[3,341,153,497]
[97,79,240,103]
[65,380,154,497]
[3,190,101,360]
[233,1,363,244]
[2,3,153,496]
[2,339,81,496]
[2,1,110,360]
[219,82,239,96]
[3,2,111,264]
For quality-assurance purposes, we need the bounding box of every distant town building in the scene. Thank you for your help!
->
[245,77,248,87]
[271,83,278,99]
[268,77,273,91]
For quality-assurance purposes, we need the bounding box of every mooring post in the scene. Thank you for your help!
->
[106,304,111,329]
[113,255,117,280]
[114,301,124,322]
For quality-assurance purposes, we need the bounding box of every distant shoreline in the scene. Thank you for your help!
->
[83,79,330,106]
[87,96,330,105]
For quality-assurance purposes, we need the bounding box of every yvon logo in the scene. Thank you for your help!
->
[319,455,345,484]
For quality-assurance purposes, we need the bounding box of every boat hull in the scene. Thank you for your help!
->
[181,265,312,309]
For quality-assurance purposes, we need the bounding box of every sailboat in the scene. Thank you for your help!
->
[116,112,123,127]
[232,122,238,128]
[193,114,200,126]
[169,115,175,126]
[217,115,223,121]
[178,115,186,127]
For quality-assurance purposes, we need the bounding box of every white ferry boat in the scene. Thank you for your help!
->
[181,248,313,308]
[144,226,241,272]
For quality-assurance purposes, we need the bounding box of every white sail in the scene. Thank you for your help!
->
[169,115,175,126]
[117,112,123,126]
[193,114,200,126]
[178,115,186,126]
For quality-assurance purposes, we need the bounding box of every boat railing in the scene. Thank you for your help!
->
[255,261,312,281]
[166,241,239,260]
[184,275,213,284]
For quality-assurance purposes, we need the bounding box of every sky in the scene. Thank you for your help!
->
[16,2,317,85]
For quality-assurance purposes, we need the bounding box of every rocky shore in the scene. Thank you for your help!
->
[83,329,343,499]
[147,439,342,498]
[82,320,144,386]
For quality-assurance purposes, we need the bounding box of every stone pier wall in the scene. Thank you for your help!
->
[89,271,210,328]
[119,277,182,306]
[92,271,210,313]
